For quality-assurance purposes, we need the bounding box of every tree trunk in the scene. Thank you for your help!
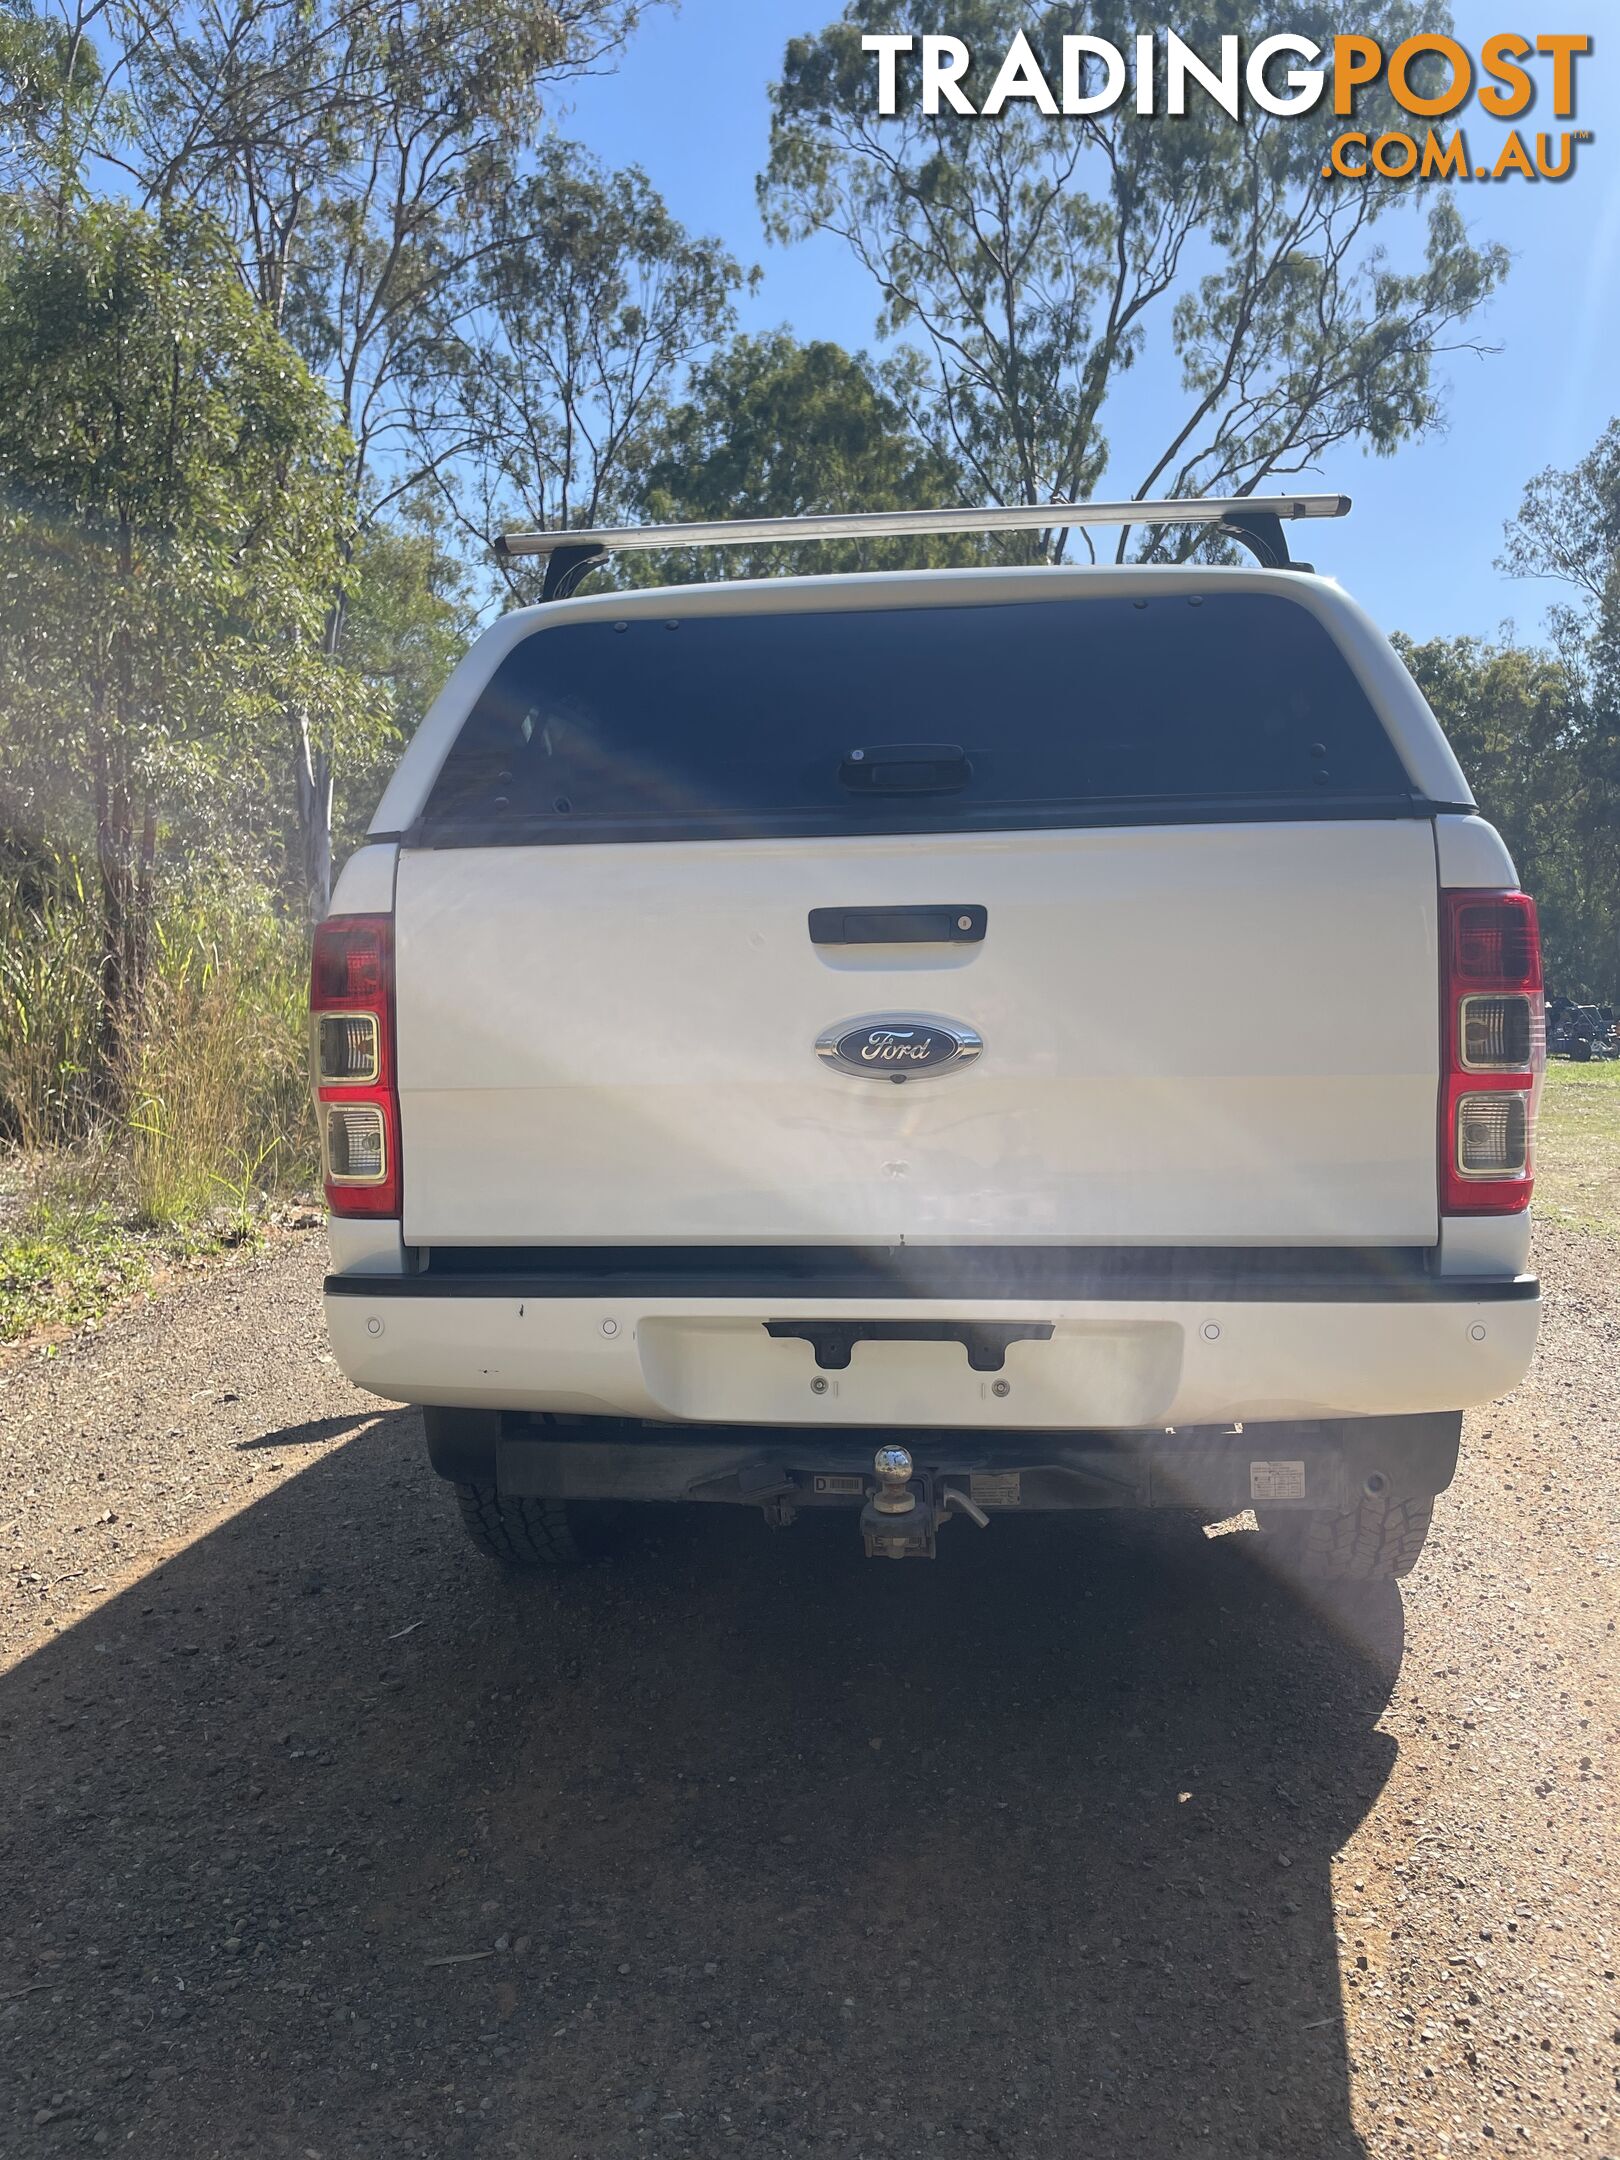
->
[294,710,334,924]
[92,736,125,1099]
[293,567,354,925]
[92,735,154,1109]
[89,512,156,1107]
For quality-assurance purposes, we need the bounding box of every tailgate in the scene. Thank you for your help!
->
[394,818,1441,1247]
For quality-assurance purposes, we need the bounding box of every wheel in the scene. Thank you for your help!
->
[1570,1034,1593,1061]
[452,1482,607,1570]
[1260,1487,1435,1581]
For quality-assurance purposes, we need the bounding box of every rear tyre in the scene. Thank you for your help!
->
[1260,1488,1434,1581]
[453,1482,606,1570]
[1570,1035,1593,1061]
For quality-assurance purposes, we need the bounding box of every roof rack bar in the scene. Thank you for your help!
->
[494,493,1351,584]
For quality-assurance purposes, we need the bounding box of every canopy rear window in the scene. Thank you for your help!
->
[416,593,1415,844]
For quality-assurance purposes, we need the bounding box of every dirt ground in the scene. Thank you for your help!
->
[1,1226,1616,2159]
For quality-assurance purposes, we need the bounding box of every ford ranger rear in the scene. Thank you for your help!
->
[315,498,1542,1579]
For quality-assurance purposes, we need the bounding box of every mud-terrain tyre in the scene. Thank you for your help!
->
[1261,1489,1434,1581]
[453,1482,602,1570]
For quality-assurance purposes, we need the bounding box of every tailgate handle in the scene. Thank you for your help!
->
[809,904,986,946]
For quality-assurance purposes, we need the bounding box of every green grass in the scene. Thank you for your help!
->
[1535,1059,1620,1239]
[0,1192,257,1345]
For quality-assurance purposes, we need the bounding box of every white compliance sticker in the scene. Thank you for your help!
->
[970,1472,1022,1509]
[1250,1459,1307,1502]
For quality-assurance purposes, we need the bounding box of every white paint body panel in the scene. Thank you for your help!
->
[325,1213,409,1278]
[394,819,1442,1247]
[328,842,397,916]
[327,1286,1538,1427]
[1433,811,1518,890]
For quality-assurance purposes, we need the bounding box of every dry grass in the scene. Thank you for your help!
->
[0,865,102,1154]
[1,870,314,1213]
[0,866,317,1340]
[125,910,314,1224]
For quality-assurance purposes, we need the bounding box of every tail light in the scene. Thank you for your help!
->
[1440,890,1543,1214]
[310,915,400,1218]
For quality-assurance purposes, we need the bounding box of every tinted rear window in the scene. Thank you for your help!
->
[417,593,1414,843]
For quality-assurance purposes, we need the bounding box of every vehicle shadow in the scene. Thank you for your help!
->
[2,1414,1399,2158]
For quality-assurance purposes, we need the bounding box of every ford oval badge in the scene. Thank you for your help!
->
[816,1014,984,1082]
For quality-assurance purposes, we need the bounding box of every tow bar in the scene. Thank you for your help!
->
[860,1446,990,1560]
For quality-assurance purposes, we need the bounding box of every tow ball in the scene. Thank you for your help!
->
[860,1446,990,1560]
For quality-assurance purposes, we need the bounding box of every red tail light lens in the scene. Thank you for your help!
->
[310,914,400,1219]
[312,919,390,1004]
[1440,891,1542,1215]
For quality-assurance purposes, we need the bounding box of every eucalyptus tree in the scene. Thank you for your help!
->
[1494,420,1620,993]
[628,328,982,582]
[1501,419,1620,641]
[0,201,377,1086]
[428,137,749,604]
[0,0,106,198]
[1396,635,1606,992]
[13,0,657,910]
[761,1,1508,559]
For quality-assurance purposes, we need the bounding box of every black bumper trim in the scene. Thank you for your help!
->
[327,1245,1538,1306]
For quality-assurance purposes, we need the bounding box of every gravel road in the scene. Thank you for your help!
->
[2,1227,1616,2159]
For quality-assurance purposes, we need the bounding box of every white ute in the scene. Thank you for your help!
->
[315,496,1542,1576]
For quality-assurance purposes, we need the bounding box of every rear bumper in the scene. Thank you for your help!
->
[324,1269,1539,1428]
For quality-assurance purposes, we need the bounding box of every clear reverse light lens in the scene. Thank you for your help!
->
[326,1104,386,1182]
[317,1012,380,1084]
[1455,1093,1528,1177]
[1461,994,1533,1071]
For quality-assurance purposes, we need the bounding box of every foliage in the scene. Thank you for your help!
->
[0,0,100,194]
[0,198,380,1072]
[0,848,315,1183]
[628,329,985,582]
[1489,417,1620,995]
[1500,417,1620,629]
[0,845,100,1151]
[0,848,313,1336]
[428,138,749,603]
[1395,634,1614,998]
[332,499,473,844]
[3,0,653,910]
[761,1,1507,557]
[125,899,314,1222]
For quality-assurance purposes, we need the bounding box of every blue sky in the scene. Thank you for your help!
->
[564,2,1620,643]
